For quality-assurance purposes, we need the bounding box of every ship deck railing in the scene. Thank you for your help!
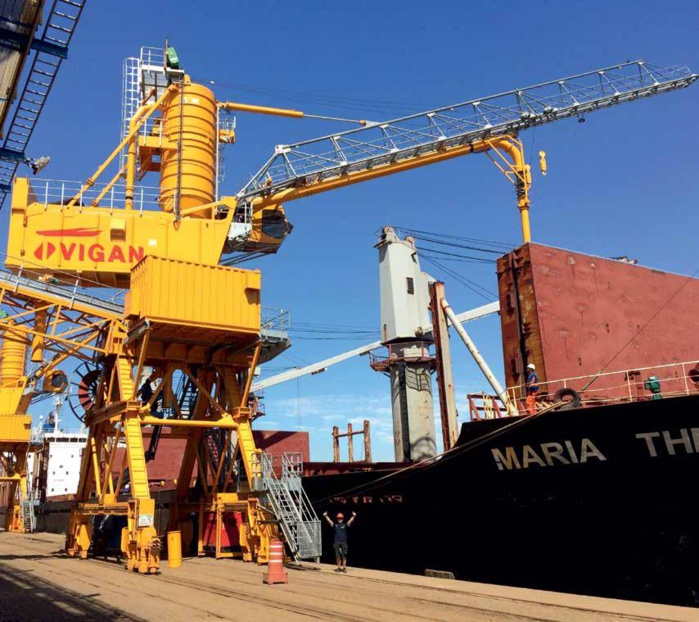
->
[493,359,699,418]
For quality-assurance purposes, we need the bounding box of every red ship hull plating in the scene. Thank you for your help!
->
[498,243,699,401]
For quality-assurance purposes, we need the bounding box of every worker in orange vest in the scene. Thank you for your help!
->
[525,363,540,414]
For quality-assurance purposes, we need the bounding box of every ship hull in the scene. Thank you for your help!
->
[303,394,699,606]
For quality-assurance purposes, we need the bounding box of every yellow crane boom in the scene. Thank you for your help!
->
[4,55,696,283]
[229,59,696,256]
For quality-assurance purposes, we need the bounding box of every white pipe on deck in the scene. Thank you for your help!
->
[440,297,514,415]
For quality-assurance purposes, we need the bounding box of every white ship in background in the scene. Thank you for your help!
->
[27,396,86,500]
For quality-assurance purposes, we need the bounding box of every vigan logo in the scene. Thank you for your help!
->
[33,228,144,264]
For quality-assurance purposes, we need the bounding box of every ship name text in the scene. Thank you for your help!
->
[491,428,699,471]
[492,438,606,471]
[330,494,403,505]
[636,428,699,458]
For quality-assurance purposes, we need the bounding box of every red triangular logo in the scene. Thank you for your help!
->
[33,242,57,261]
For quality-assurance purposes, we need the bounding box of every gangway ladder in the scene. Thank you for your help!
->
[19,491,37,533]
[253,452,322,562]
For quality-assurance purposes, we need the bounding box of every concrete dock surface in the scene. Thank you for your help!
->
[0,532,696,621]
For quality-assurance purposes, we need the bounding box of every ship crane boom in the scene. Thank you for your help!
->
[235,61,696,244]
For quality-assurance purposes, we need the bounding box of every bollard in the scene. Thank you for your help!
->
[263,538,288,584]
[167,530,182,569]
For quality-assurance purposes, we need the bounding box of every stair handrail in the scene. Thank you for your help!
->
[281,452,322,559]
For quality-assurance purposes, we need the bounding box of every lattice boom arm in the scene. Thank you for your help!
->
[236,61,696,206]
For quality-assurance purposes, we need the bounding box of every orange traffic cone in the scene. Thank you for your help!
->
[263,539,288,585]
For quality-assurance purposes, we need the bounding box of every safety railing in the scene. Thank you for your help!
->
[368,341,433,373]
[121,46,168,167]
[468,393,507,421]
[506,359,699,415]
[19,489,39,533]
[280,452,321,560]
[28,178,162,212]
[121,55,142,150]
[250,451,321,561]
[281,452,303,491]
[140,47,166,71]
[261,307,290,335]
[139,115,166,152]
[0,264,125,313]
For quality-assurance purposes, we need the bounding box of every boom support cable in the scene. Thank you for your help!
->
[236,61,696,207]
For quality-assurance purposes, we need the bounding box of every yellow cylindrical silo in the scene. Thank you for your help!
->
[1,323,27,385]
[159,80,217,213]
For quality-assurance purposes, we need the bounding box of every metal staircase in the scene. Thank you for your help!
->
[253,452,321,562]
[0,0,87,207]
[19,492,37,533]
[178,376,198,417]
[204,428,231,488]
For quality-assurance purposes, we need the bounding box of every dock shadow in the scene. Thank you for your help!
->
[0,562,146,621]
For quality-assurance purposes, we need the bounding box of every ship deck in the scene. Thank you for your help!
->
[0,532,695,621]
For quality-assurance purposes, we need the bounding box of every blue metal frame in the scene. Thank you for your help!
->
[0,147,26,163]
[0,24,68,59]
[0,0,85,208]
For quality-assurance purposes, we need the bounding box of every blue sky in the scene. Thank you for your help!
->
[4,0,698,460]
